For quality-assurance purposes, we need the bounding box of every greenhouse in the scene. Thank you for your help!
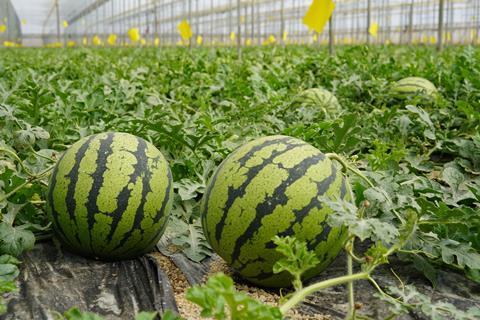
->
[1,0,480,319]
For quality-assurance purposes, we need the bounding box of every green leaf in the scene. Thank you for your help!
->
[135,311,158,320]
[378,284,480,319]
[186,273,282,320]
[272,236,319,290]
[171,219,211,263]
[412,254,438,287]
[0,223,35,256]
[63,307,104,320]
[441,167,464,192]
[0,262,19,282]
[322,197,399,245]
[160,310,184,320]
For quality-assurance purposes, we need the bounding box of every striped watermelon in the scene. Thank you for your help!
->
[293,88,342,120]
[46,132,173,260]
[391,77,438,100]
[201,135,348,287]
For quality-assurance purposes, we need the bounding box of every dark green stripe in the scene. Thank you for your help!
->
[248,270,280,282]
[62,134,98,246]
[229,153,326,265]
[107,138,149,245]
[47,151,72,246]
[114,157,173,257]
[152,162,172,224]
[340,178,347,199]
[262,164,338,250]
[236,137,295,166]
[394,83,429,90]
[215,140,304,243]
[110,139,153,251]
[202,136,296,243]
[84,133,115,254]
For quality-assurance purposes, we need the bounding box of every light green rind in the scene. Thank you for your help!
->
[46,132,172,260]
[202,135,348,287]
[294,88,342,119]
[391,77,438,100]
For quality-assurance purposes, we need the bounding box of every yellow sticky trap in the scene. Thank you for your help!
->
[178,20,192,40]
[82,37,88,45]
[107,34,117,46]
[385,39,391,45]
[196,35,203,45]
[245,38,252,46]
[429,36,437,44]
[63,20,69,28]
[240,15,245,24]
[0,24,6,33]
[93,35,102,46]
[369,22,379,37]
[128,28,140,43]
[268,35,276,44]
[154,37,160,46]
[230,31,236,42]
[313,34,318,42]
[446,32,452,42]
[471,29,476,40]
[283,31,288,41]
[303,0,335,34]
[140,38,147,46]
[21,19,27,25]
[67,40,76,47]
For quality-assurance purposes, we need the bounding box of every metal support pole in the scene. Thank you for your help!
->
[210,0,213,45]
[408,0,414,44]
[280,0,285,45]
[188,0,192,48]
[227,0,232,45]
[329,16,334,55]
[171,1,174,45]
[237,0,242,58]
[438,0,445,50]
[154,0,158,41]
[366,0,371,44]
[251,0,255,43]
[111,0,115,36]
[55,0,61,44]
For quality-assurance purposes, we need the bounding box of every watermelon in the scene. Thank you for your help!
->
[390,77,438,100]
[201,135,348,287]
[46,132,173,260]
[293,88,342,120]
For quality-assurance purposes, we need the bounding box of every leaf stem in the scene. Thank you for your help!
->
[325,153,375,188]
[0,148,54,179]
[29,146,55,162]
[279,272,370,314]
[0,180,30,203]
[0,147,33,176]
[346,244,356,319]
[345,178,357,319]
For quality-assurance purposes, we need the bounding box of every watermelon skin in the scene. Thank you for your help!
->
[391,77,438,100]
[294,88,342,119]
[201,135,348,287]
[46,132,173,260]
